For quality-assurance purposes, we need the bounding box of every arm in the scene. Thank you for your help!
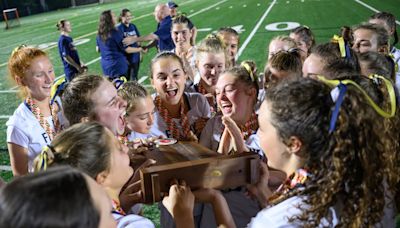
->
[125,46,143,54]
[7,143,28,176]
[162,181,195,228]
[193,189,236,228]
[123,33,159,46]
[63,56,84,73]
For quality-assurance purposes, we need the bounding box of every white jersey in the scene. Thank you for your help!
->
[150,92,211,138]
[199,115,264,157]
[113,212,154,228]
[391,47,400,93]
[7,103,52,172]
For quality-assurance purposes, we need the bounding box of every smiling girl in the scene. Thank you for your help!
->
[187,34,228,114]
[7,46,65,175]
[150,52,211,140]
[118,81,156,142]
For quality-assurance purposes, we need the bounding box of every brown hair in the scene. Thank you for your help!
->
[34,122,112,179]
[265,77,390,226]
[290,26,315,51]
[370,11,398,46]
[358,51,396,81]
[8,46,48,98]
[56,19,68,30]
[150,51,186,78]
[98,10,115,42]
[62,75,107,125]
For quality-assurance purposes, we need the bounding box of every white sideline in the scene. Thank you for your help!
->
[236,0,276,59]
[354,0,400,25]
[0,165,12,171]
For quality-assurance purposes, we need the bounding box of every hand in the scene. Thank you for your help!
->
[222,116,249,153]
[186,130,199,142]
[246,161,272,208]
[119,179,143,212]
[162,180,195,217]
[123,36,138,46]
[217,128,233,155]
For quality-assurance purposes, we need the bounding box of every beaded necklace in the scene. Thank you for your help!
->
[197,82,218,115]
[154,95,191,140]
[118,135,129,146]
[238,112,258,140]
[268,168,310,205]
[25,97,60,141]
[111,199,126,216]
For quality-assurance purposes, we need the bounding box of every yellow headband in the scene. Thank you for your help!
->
[331,35,346,58]
[241,62,255,82]
[317,75,396,118]
[34,146,55,172]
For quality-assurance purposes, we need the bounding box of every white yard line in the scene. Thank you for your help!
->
[354,0,400,25]
[236,0,276,59]
[0,165,12,171]
[0,115,11,119]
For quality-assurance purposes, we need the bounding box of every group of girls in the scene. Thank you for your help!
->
[2,9,400,228]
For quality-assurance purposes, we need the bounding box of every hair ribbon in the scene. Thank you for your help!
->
[331,35,347,58]
[35,146,55,171]
[112,76,127,90]
[241,62,255,82]
[318,75,396,118]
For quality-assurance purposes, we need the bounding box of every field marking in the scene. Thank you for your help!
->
[0,165,12,171]
[5,0,228,91]
[354,0,400,26]
[0,0,202,68]
[0,115,11,119]
[236,0,276,59]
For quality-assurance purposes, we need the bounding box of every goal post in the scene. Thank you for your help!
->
[3,8,21,29]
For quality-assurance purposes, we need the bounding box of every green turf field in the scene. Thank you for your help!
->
[0,0,399,225]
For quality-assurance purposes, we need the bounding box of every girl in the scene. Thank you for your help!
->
[248,77,397,226]
[199,64,263,228]
[267,35,297,60]
[0,166,117,228]
[62,74,127,136]
[303,37,360,79]
[289,25,315,62]
[217,27,240,66]
[369,12,400,92]
[200,64,261,154]
[6,46,65,175]
[352,23,389,54]
[171,15,196,82]
[358,51,396,81]
[117,9,142,81]
[57,19,86,82]
[118,81,156,142]
[150,52,211,140]
[188,34,229,113]
[34,122,154,228]
[96,10,144,79]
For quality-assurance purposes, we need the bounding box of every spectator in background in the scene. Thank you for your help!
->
[167,1,179,18]
[96,10,144,79]
[57,19,87,82]
[123,4,175,52]
[118,9,143,81]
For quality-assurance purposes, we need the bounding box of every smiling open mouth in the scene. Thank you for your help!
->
[166,88,178,97]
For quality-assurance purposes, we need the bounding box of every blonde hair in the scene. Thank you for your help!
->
[196,34,230,68]
[118,81,149,114]
[8,46,48,98]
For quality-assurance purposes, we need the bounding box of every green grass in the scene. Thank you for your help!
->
[0,0,399,225]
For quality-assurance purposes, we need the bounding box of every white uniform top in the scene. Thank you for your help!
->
[6,103,53,172]
[113,212,154,228]
[150,92,211,138]
[248,196,338,227]
[127,131,154,141]
[199,115,264,157]
[391,47,400,93]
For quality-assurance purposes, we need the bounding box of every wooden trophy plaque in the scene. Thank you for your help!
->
[140,142,260,203]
